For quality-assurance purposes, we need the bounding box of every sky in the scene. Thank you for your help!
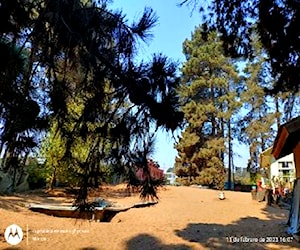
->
[110,0,249,171]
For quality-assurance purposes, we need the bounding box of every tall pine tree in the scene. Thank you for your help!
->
[238,35,278,174]
[175,26,240,189]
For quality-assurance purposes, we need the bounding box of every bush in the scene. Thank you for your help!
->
[177,177,192,186]
[26,160,48,189]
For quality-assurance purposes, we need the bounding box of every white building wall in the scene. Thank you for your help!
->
[270,153,295,184]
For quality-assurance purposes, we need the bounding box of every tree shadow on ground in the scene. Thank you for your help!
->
[261,203,289,221]
[0,193,73,212]
[89,187,139,199]
[89,185,167,200]
[79,247,98,250]
[175,207,300,250]
[126,233,192,250]
[1,247,23,250]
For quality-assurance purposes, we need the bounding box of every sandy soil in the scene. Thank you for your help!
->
[0,185,299,250]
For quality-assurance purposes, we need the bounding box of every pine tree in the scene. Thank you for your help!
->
[237,35,278,173]
[239,39,300,176]
[175,26,240,190]
[0,40,47,192]
[180,0,300,93]
[0,1,184,205]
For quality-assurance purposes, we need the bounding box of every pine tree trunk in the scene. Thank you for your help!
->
[0,141,4,168]
[211,85,217,136]
[50,167,57,190]
[275,96,281,130]
[2,145,10,171]
[228,118,232,189]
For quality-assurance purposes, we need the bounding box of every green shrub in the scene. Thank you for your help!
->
[26,159,48,189]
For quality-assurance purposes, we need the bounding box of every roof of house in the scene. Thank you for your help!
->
[272,116,300,160]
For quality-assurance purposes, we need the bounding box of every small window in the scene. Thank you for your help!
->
[278,161,293,169]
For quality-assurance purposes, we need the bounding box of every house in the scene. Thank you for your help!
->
[271,116,300,235]
[135,159,164,182]
[165,172,177,185]
[270,153,295,187]
[260,147,296,189]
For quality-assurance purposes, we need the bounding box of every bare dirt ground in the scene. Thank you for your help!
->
[0,185,299,250]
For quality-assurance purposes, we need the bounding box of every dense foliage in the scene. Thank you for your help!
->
[180,0,300,93]
[0,0,183,207]
[175,27,240,189]
[174,24,300,186]
[2,0,300,203]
